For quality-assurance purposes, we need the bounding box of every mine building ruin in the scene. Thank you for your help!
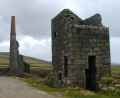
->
[9,16,30,74]
[51,9,111,90]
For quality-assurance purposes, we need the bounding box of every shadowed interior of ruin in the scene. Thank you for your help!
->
[64,56,68,77]
[85,56,97,90]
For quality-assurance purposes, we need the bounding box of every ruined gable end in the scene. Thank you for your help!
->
[83,14,102,26]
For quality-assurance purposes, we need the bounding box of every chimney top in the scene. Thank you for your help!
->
[11,16,16,33]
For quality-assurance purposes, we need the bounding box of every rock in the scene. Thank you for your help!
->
[114,84,120,88]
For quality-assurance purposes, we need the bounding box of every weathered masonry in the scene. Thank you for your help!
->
[9,16,30,74]
[51,9,111,90]
[9,16,21,74]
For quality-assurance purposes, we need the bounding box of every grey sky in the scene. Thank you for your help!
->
[0,0,119,64]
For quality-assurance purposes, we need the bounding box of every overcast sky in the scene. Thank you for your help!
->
[0,0,120,64]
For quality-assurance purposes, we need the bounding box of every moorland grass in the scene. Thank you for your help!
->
[20,76,119,98]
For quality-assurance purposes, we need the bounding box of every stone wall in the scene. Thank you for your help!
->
[51,9,111,89]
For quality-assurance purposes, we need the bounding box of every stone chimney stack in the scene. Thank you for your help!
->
[11,16,16,34]
[9,16,19,73]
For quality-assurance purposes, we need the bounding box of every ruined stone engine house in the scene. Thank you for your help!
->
[51,9,111,90]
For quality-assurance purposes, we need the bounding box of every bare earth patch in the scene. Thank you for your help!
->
[0,76,55,98]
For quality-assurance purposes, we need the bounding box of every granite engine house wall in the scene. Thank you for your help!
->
[51,9,111,89]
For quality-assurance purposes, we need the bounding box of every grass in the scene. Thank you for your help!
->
[0,52,119,73]
[112,66,120,73]
[19,76,119,98]
[21,77,66,93]
[10,65,120,98]
[66,95,119,98]
[0,52,119,98]
[0,58,9,65]
[0,52,52,70]
[30,63,52,70]
[18,65,120,98]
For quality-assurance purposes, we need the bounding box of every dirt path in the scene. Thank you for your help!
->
[0,76,55,98]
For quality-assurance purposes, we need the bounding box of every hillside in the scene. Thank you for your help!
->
[0,52,120,73]
[0,52,52,70]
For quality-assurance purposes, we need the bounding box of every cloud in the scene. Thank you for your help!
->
[1,35,120,64]
[0,41,9,52]
[0,0,119,63]
[0,35,51,61]
[0,0,119,40]
[19,36,51,61]
[110,37,120,64]
[0,0,69,40]
[0,16,10,41]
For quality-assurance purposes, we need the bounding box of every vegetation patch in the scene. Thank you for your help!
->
[18,75,119,98]
[112,66,120,73]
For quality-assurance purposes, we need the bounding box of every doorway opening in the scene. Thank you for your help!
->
[58,72,62,80]
[64,56,68,77]
[85,56,97,90]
